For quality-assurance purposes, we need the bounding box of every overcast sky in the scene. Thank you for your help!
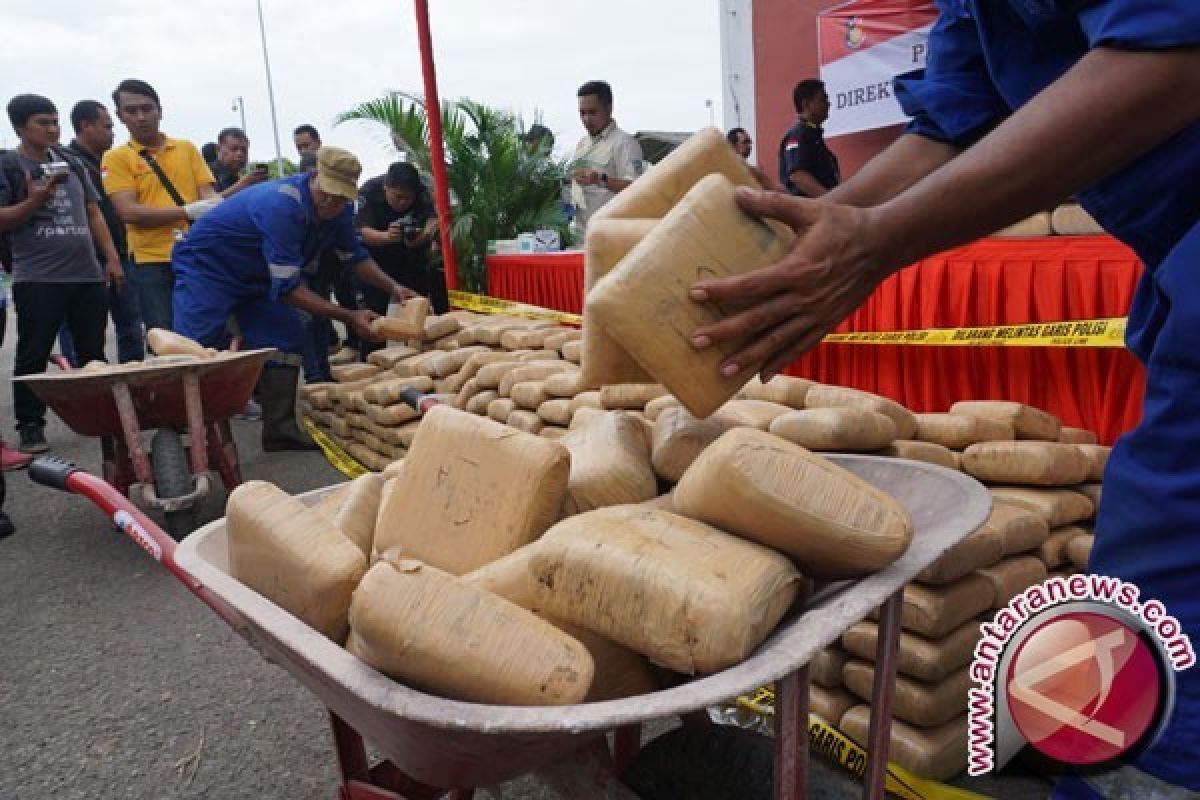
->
[0,1,724,178]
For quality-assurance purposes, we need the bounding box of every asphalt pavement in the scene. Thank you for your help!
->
[0,312,1052,800]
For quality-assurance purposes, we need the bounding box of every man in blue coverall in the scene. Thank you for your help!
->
[688,2,1199,797]
[171,146,415,451]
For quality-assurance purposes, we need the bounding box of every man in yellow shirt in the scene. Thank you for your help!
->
[102,79,220,333]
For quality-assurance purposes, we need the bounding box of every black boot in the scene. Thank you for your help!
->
[257,365,318,452]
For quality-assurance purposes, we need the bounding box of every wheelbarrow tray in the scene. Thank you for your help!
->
[174,455,990,789]
[15,349,274,437]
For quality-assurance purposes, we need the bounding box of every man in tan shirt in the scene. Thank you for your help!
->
[570,80,643,235]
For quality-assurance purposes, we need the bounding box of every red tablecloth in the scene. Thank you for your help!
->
[484,235,1145,444]
[487,252,587,314]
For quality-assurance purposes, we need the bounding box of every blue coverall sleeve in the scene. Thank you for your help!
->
[893,1,1010,147]
[252,193,307,301]
[331,209,370,270]
[1076,1,1200,49]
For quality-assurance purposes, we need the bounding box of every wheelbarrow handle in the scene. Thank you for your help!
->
[27,456,245,629]
[28,454,81,491]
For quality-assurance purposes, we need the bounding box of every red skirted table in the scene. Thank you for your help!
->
[487,252,587,315]
[484,236,1145,444]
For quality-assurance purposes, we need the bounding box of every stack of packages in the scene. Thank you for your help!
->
[284,127,1105,780]
[226,400,918,706]
[815,401,1104,780]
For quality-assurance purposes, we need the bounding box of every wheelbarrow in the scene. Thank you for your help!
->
[16,349,273,538]
[28,453,991,799]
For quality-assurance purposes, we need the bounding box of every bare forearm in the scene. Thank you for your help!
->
[825,133,960,208]
[878,46,1200,267]
[284,284,354,323]
[86,204,120,265]
[0,197,41,231]
[606,176,633,192]
[114,201,186,227]
[358,226,392,247]
[352,258,401,294]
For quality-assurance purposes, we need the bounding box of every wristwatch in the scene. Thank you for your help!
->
[600,172,609,188]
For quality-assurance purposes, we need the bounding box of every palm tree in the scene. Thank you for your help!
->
[336,91,571,293]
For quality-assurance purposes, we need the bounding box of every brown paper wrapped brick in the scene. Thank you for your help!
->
[370,297,430,341]
[333,473,385,558]
[990,487,1094,527]
[877,440,959,471]
[528,506,801,674]
[811,645,850,689]
[914,412,1014,448]
[465,549,658,702]
[580,218,658,388]
[987,501,1051,556]
[1038,524,1092,570]
[674,428,913,579]
[840,705,968,782]
[975,555,1049,608]
[962,441,1091,486]
[949,400,1061,441]
[650,406,741,483]
[811,685,858,726]
[227,481,367,642]
[347,557,593,705]
[843,659,970,727]
[916,523,1006,586]
[587,173,794,418]
[737,375,814,408]
[891,575,994,638]
[805,386,918,440]
[373,406,569,574]
[769,407,897,452]
[842,619,981,684]
[559,411,657,515]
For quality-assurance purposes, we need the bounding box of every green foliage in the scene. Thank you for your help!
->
[336,91,571,292]
[264,157,299,179]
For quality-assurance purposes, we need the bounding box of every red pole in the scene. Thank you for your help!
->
[414,0,460,291]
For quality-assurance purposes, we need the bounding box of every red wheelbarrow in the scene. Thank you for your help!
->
[16,349,273,537]
[28,453,990,799]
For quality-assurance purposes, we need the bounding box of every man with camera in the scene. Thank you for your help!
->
[0,94,123,454]
[207,127,269,196]
[170,146,415,451]
[355,161,446,342]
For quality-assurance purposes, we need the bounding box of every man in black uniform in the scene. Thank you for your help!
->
[777,79,840,197]
[355,161,446,336]
[207,127,266,196]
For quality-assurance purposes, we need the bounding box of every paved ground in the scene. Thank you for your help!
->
[0,314,1054,799]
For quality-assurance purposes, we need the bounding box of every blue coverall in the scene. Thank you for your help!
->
[170,173,368,356]
[895,1,1200,792]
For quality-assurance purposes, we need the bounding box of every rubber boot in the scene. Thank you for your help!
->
[258,365,318,452]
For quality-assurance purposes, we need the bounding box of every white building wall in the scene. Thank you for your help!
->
[718,0,757,163]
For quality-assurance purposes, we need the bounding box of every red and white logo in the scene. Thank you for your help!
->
[1006,610,1162,765]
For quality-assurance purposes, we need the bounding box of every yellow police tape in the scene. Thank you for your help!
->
[450,289,1127,347]
[450,290,582,326]
[301,418,369,480]
[737,686,990,800]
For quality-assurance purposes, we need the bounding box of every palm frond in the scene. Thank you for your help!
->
[337,93,575,291]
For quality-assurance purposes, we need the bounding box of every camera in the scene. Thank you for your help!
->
[33,161,71,181]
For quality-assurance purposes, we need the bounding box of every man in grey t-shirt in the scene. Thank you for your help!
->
[0,94,122,453]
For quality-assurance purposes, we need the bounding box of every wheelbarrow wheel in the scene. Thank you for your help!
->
[621,725,774,800]
[151,429,196,540]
